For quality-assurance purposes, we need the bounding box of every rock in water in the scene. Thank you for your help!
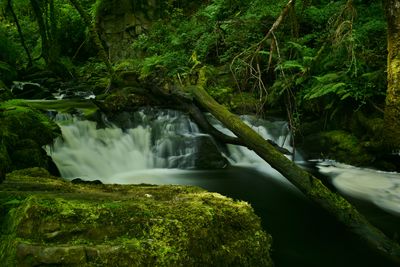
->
[0,168,273,266]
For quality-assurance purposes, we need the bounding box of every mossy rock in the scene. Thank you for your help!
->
[0,100,60,146]
[300,130,374,166]
[193,136,229,169]
[0,100,60,174]
[103,90,150,112]
[349,111,384,140]
[9,140,48,170]
[0,168,273,266]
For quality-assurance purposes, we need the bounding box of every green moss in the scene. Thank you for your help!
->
[21,99,99,119]
[0,168,273,266]
[301,130,374,165]
[0,100,61,174]
[322,131,373,164]
[0,101,59,146]
[103,90,148,112]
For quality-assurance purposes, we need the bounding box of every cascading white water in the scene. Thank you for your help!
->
[46,109,400,216]
[210,115,297,165]
[317,161,400,216]
[208,114,300,188]
[46,109,299,189]
[46,109,206,182]
[46,109,295,183]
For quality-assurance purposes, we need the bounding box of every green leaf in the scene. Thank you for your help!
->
[277,60,305,72]
[304,82,347,100]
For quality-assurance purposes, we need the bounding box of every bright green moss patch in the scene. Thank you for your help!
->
[0,168,273,266]
[25,99,99,118]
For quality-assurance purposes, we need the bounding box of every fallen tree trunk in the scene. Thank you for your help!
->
[186,68,400,264]
[142,76,291,153]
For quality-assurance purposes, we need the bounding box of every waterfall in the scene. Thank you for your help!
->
[46,109,206,182]
[46,109,295,184]
[46,108,400,216]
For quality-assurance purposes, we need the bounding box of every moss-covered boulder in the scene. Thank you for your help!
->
[193,136,229,169]
[300,130,374,166]
[103,88,150,113]
[0,168,273,266]
[0,100,60,176]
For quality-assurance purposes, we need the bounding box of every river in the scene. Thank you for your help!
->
[46,107,400,267]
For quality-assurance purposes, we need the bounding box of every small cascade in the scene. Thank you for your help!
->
[213,115,300,188]
[47,109,297,184]
[214,115,297,165]
[317,161,400,216]
[46,108,207,182]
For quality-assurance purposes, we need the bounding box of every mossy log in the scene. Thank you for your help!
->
[188,69,400,264]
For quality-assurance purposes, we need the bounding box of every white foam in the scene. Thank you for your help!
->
[317,161,400,216]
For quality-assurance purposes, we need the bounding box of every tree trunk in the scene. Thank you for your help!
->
[30,0,50,64]
[188,67,400,264]
[383,0,400,150]
[47,0,59,64]
[68,0,114,78]
[7,0,32,67]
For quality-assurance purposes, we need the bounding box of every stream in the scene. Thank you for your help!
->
[45,107,400,267]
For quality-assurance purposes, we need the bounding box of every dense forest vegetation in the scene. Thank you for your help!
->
[1,0,400,266]
[1,0,399,167]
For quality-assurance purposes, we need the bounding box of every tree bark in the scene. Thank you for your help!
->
[30,0,50,64]
[188,67,400,264]
[383,0,400,150]
[7,0,32,66]
[68,0,114,78]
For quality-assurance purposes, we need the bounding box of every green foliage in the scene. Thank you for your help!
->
[303,73,347,100]
[131,0,288,79]
[75,58,108,80]
[206,86,234,105]
[0,61,17,84]
[0,23,22,76]
[57,3,90,59]
[130,0,387,118]
[264,0,388,119]
[0,0,390,124]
